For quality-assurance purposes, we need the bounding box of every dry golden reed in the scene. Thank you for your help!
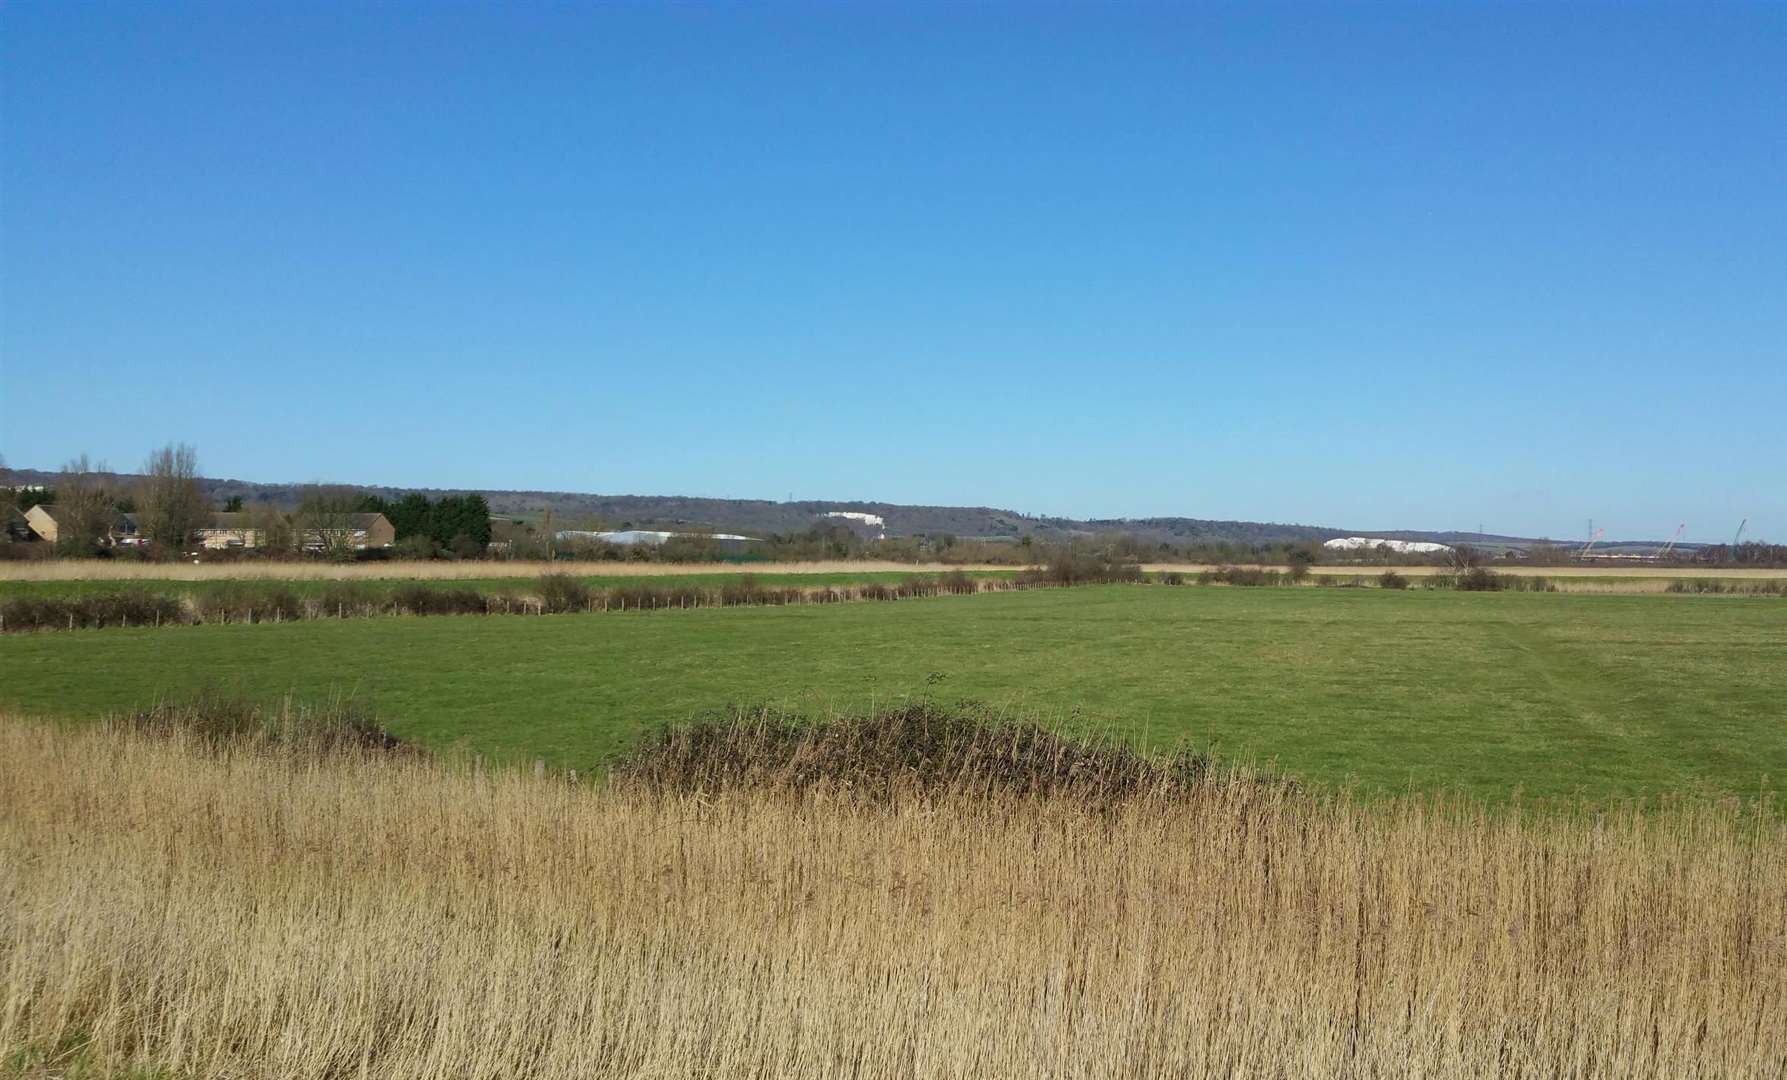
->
[1143,564,1787,594]
[3,717,1784,1078]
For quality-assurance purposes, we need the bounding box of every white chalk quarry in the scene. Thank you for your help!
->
[1322,536,1454,554]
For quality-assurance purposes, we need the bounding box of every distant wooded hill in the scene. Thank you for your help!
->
[1,466,1687,549]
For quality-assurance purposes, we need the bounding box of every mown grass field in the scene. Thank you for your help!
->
[3,586,1783,801]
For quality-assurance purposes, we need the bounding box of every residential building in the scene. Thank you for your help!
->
[194,512,263,549]
[301,512,396,552]
[23,505,140,546]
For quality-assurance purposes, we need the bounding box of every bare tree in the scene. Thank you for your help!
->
[296,485,362,560]
[53,455,114,555]
[250,500,295,555]
[1448,544,1484,571]
[136,443,205,555]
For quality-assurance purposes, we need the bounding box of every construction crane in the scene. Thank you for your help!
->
[1734,519,1748,547]
[1658,523,1686,559]
[1578,527,1606,560]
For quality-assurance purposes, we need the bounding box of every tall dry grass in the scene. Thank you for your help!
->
[3,715,1784,1079]
[1145,564,1787,594]
[0,559,1012,584]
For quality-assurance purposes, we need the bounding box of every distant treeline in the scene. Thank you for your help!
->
[1684,542,1787,567]
[6,452,1781,567]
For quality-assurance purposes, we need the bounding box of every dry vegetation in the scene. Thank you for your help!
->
[0,559,1014,584]
[1144,562,1787,579]
[4,712,1784,1079]
[1145,563,1787,594]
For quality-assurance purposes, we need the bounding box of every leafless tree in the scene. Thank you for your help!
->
[137,443,205,555]
[54,455,114,555]
[296,485,362,560]
[1448,544,1484,571]
[250,500,295,555]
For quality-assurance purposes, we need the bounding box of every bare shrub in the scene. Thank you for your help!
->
[614,704,1221,805]
[1198,566,1292,587]
[1454,567,1505,592]
[1017,553,1144,587]
[112,693,408,754]
[719,575,766,607]
[938,569,978,595]
[317,582,380,617]
[537,573,592,613]
[192,585,304,623]
[392,585,490,616]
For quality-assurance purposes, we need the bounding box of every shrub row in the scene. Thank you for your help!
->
[1191,566,1303,587]
[1665,578,1787,596]
[1427,569,1557,593]
[1159,566,1565,593]
[0,572,1025,633]
[13,563,1764,634]
[1016,555,1145,587]
[0,589,186,631]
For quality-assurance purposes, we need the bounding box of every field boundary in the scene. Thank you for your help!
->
[0,558,1023,583]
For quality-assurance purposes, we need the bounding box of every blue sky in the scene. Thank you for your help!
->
[2,3,1782,541]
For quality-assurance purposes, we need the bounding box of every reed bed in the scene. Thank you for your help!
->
[1146,563,1787,582]
[3,712,1783,1079]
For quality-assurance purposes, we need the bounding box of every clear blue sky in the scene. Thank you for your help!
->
[3,3,1782,541]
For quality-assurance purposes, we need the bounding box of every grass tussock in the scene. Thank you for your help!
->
[2,713,1784,1078]
[613,704,1222,804]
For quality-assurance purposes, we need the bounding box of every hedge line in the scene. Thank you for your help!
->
[0,570,1023,632]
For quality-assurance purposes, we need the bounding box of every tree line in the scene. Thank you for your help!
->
[1,445,492,561]
[6,448,1781,567]
[352,492,492,558]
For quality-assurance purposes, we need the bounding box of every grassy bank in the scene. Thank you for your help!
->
[2,713,1781,1079]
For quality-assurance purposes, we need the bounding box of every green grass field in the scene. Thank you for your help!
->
[2,586,1782,802]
